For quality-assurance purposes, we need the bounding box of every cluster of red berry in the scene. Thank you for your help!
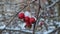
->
[18,11,36,28]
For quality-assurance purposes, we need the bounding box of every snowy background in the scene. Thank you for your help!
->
[0,0,60,34]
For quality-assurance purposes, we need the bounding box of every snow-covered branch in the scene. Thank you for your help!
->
[49,27,60,34]
[47,0,59,8]
[0,28,32,34]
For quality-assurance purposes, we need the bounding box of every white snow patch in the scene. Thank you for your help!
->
[0,25,5,29]
[24,11,31,17]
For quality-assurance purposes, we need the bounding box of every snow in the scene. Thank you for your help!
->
[48,26,55,30]
[0,15,3,21]
[40,18,44,21]
[19,23,26,29]
[43,30,53,34]
[24,11,31,17]
[35,28,54,34]
[11,21,60,34]
[0,25,5,29]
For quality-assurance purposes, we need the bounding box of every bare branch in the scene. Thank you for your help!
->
[47,0,59,8]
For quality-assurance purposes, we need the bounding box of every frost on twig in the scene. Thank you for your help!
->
[47,0,59,8]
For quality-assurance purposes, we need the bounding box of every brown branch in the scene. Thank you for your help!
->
[33,0,41,34]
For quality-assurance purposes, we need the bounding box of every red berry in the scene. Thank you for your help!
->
[18,12,25,19]
[24,16,30,22]
[26,22,32,26]
[30,17,35,24]
[25,22,32,28]
[40,22,44,26]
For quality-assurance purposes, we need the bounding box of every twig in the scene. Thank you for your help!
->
[0,29,32,34]
[33,0,40,34]
[47,0,59,8]
[49,27,60,34]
